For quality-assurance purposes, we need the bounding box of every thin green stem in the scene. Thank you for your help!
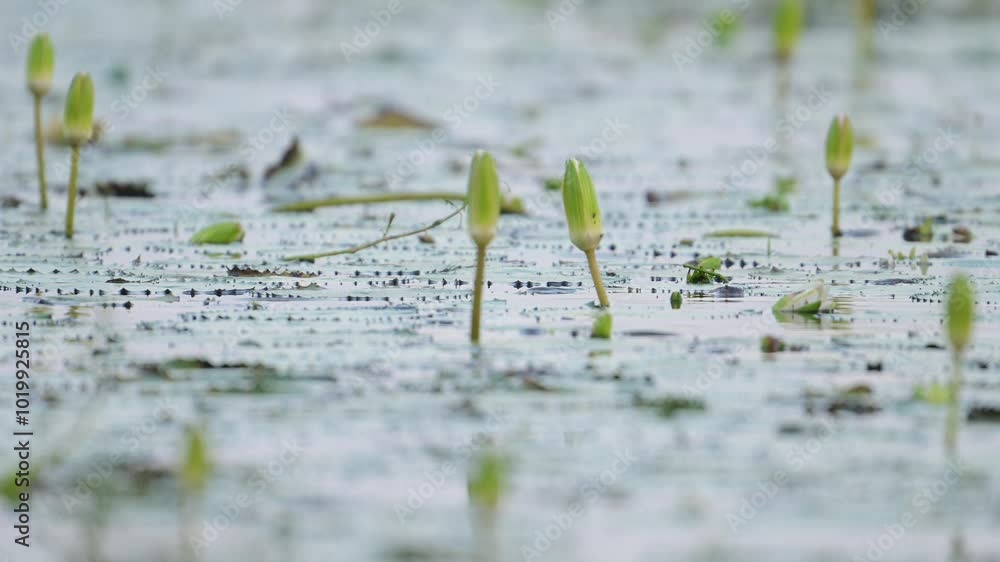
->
[471,244,487,343]
[832,177,842,237]
[33,95,48,210]
[945,352,963,459]
[585,249,610,308]
[66,144,81,239]
[274,192,523,215]
[283,204,466,262]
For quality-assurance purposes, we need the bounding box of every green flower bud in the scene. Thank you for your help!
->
[774,0,803,63]
[591,311,612,339]
[467,151,501,247]
[562,159,603,252]
[946,274,975,354]
[27,34,55,97]
[670,291,682,309]
[63,73,95,146]
[825,114,854,181]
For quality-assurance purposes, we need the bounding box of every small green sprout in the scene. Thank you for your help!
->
[467,450,508,511]
[562,159,609,308]
[27,34,55,210]
[825,114,854,237]
[467,151,501,343]
[180,425,212,495]
[191,222,245,245]
[63,72,95,239]
[591,311,612,339]
[773,281,835,315]
[684,256,728,284]
[774,0,804,63]
[944,274,975,456]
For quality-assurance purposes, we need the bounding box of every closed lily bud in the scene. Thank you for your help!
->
[63,73,95,146]
[946,274,975,354]
[467,151,501,247]
[825,114,854,181]
[774,0,803,63]
[562,159,604,252]
[27,34,55,97]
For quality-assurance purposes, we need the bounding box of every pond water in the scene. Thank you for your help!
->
[2,1,1000,561]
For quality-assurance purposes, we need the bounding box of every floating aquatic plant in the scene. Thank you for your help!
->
[670,291,682,309]
[773,281,835,314]
[774,0,804,63]
[191,221,245,245]
[825,114,854,237]
[468,151,501,343]
[27,34,54,211]
[944,274,975,456]
[562,159,609,308]
[684,256,728,284]
[591,311,612,339]
[63,72,94,239]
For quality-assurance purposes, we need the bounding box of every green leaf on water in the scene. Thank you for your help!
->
[684,256,728,284]
[191,222,245,245]
[913,382,952,406]
[773,281,835,315]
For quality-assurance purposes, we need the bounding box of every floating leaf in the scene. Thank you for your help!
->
[358,106,435,130]
[913,382,952,406]
[704,229,776,238]
[191,222,245,245]
[180,425,212,495]
[634,393,706,418]
[773,281,835,314]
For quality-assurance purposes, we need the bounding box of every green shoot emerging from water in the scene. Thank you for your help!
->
[774,0,804,63]
[467,450,508,511]
[63,72,94,239]
[468,151,501,343]
[825,114,854,237]
[944,274,975,457]
[562,159,609,308]
[27,34,54,211]
[773,281,835,315]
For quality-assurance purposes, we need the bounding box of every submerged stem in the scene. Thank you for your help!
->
[585,249,610,308]
[832,177,842,237]
[283,204,466,262]
[66,144,81,239]
[945,353,963,459]
[33,95,48,211]
[471,244,487,343]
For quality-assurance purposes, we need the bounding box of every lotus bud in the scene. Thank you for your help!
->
[774,0,803,63]
[825,114,854,181]
[467,151,501,247]
[946,274,975,354]
[63,73,95,146]
[27,34,55,97]
[562,159,604,252]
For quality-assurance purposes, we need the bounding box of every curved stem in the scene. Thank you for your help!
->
[832,177,842,237]
[33,95,48,211]
[471,244,487,343]
[585,249,610,308]
[283,204,466,262]
[66,144,81,239]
